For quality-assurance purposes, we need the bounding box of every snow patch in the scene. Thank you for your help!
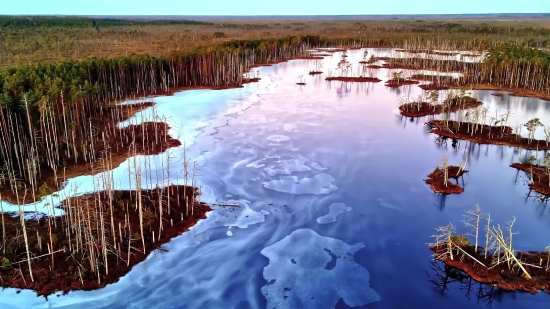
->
[263,155,311,177]
[317,203,352,224]
[209,199,270,229]
[261,229,381,308]
[311,162,327,171]
[266,135,290,142]
[262,173,338,195]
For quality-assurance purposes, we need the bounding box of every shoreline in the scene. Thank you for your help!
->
[427,120,550,151]
[425,165,467,194]
[430,242,550,294]
[0,51,324,205]
[0,102,180,205]
[0,185,211,297]
[325,76,381,83]
[399,100,483,117]
[510,162,550,195]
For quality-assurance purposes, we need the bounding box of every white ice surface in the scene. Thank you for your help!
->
[261,228,381,308]
[262,173,338,195]
[317,203,352,224]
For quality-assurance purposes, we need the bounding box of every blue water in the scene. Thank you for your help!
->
[1,48,550,309]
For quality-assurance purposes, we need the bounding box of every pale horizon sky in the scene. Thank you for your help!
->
[2,0,549,16]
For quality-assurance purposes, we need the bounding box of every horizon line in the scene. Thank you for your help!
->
[1,13,550,17]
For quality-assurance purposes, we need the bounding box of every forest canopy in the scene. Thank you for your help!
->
[0,16,213,29]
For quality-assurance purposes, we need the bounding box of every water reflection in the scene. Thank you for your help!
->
[426,260,498,307]
[3,47,550,309]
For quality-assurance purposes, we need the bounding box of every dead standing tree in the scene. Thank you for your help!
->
[430,206,545,281]
[429,222,487,267]
[462,204,482,252]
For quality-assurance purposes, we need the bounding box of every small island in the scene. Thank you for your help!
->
[399,90,482,117]
[325,76,382,82]
[242,69,261,84]
[430,206,550,294]
[0,185,210,297]
[384,70,420,87]
[510,153,550,196]
[325,58,382,83]
[296,74,307,85]
[309,60,323,75]
[424,156,468,194]
[427,116,550,150]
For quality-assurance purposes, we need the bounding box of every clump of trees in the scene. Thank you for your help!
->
[425,155,468,194]
[430,206,550,287]
[398,89,480,117]
[0,138,208,295]
[426,107,550,150]
[511,150,550,197]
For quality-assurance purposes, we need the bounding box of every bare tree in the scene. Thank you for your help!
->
[463,205,482,252]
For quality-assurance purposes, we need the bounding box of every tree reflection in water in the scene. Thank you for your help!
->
[426,260,499,307]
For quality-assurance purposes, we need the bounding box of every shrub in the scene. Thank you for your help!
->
[213,32,226,38]
[1,257,12,270]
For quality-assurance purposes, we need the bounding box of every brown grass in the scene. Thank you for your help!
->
[425,166,467,194]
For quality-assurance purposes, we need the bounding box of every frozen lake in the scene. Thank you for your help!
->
[2,48,550,309]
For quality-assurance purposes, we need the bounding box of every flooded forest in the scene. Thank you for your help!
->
[1,14,550,309]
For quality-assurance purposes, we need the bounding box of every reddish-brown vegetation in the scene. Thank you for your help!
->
[0,185,211,297]
[510,162,550,195]
[384,78,420,87]
[451,84,550,101]
[325,77,381,82]
[492,92,506,97]
[427,120,550,150]
[410,74,457,84]
[430,243,550,294]
[425,165,467,194]
[250,55,323,68]
[399,99,482,117]
[308,71,323,75]
[419,84,452,90]
[395,49,458,56]
[371,55,550,101]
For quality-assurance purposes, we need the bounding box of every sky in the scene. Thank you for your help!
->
[2,0,549,16]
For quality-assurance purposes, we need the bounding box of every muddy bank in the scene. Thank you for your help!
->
[325,77,382,82]
[242,77,261,84]
[399,97,482,117]
[451,84,550,102]
[400,101,482,117]
[384,78,420,87]
[394,49,464,56]
[427,120,550,150]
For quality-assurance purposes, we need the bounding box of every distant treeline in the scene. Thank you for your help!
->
[0,16,213,29]
[0,32,550,189]
[360,23,550,47]
[0,35,322,189]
